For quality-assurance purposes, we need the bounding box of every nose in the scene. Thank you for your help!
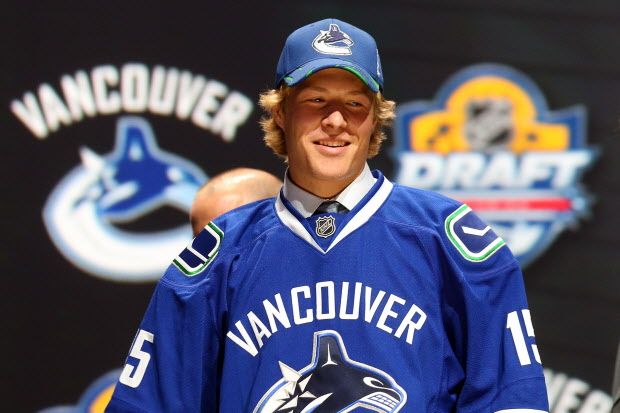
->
[322,109,347,134]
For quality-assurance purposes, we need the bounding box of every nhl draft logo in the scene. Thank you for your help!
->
[43,116,206,282]
[315,216,336,238]
[312,24,354,56]
[393,64,596,267]
[253,330,407,412]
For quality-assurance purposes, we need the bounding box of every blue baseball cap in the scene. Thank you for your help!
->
[275,18,384,92]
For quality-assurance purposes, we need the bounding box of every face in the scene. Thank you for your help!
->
[275,68,376,198]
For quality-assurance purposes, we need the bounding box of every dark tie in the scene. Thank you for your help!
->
[313,200,348,215]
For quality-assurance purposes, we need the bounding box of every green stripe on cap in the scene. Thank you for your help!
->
[287,64,379,91]
[341,66,379,91]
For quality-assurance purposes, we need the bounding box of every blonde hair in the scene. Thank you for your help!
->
[259,86,395,159]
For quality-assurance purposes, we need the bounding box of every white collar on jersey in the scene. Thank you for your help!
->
[283,163,377,218]
[276,169,393,254]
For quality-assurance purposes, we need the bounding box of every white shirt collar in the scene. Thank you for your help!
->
[283,164,377,218]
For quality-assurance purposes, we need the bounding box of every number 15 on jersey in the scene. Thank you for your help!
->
[507,309,541,366]
[119,329,154,388]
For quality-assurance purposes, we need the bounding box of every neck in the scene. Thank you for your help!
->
[288,171,361,199]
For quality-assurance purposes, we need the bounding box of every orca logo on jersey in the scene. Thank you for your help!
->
[254,330,407,413]
[43,116,206,282]
[393,63,596,267]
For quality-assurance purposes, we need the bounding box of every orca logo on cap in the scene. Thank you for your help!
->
[312,24,354,56]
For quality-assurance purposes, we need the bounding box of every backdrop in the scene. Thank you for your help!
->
[3,1,619,412]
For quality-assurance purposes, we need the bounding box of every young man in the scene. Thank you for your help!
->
[106,19,549,412]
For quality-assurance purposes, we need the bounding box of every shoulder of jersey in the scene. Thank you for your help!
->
[382,184,462,230]
[214,197,279,247]
[385,184,509,265]
[168,198,278,282]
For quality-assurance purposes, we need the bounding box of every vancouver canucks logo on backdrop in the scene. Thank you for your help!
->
[43,116,206,282]
[313,24,354,56]
[254,330,407,412]
[11,63,254,282]
[393,63,596,267]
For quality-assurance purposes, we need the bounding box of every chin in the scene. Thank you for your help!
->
[312,165,357,182]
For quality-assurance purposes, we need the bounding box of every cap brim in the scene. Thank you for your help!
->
[282,58,381,93]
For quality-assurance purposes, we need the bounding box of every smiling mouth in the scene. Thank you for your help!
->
[316,140,349,147]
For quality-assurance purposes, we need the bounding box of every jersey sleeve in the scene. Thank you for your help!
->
[106,223,230,413]
[438,203,549,413]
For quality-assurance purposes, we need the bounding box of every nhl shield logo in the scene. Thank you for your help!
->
[315,216,336,238]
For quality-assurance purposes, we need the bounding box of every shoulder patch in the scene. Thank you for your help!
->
[173,222,223,276]
[445,204,505,262]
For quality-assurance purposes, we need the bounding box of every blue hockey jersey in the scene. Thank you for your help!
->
[106,171,548,412]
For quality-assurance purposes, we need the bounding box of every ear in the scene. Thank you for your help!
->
[371,97,379,129]
[273,105,285,130]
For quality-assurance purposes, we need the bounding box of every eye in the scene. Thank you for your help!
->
[167,166,183,182]
[348,100,370,110]
[363,377,386,388]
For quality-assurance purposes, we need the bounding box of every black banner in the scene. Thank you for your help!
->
[3,2,619,412]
